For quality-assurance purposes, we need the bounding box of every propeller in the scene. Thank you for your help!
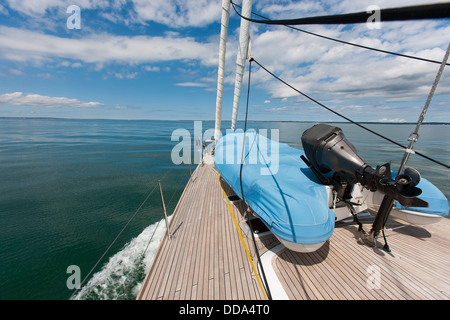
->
[404,167,421,187]
[378,167,423,202]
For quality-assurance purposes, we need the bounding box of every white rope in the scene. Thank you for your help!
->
[214,0,231,142]
[231,0,252,131]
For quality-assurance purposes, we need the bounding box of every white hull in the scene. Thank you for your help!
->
[278,237,326,253]
[327,183,445,226]
[388,208,442,225]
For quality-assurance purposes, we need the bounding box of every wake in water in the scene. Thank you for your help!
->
[73,218,168,300]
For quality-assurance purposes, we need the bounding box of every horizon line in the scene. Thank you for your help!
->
[1,116,449,125]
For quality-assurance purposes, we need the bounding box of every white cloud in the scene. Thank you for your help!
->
[256,0,325,19]
[131,0,221,28]
[126,72,138,79]
[255,0,438,19]
[265,106,289,113]
[248,20,450,106]
[8,68,23,76]
[377,117,407,123]
[4,0,111,16]
[37,73,52,79]
[0,26,218,67]
[58,61,80,68]
[0,92,103,108]
[115,104,138,109]
[0,4,8,15]
[115,72,138,79]
[143,65,160,72]
[229,1,450,122]
[175,82,209,87]
[3,0,222,28]
[1,0,449,122]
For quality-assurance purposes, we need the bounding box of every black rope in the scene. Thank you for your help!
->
[250,57,450,170]
[230,1,450,66]
[231,1,450,26]
[239,58,272,300]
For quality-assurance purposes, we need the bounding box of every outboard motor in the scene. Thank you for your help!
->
[301,124,428,245]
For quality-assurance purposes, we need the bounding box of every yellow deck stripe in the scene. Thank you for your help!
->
[217,171,268,300]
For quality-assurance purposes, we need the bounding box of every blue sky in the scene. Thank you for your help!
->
[0,0,449,122]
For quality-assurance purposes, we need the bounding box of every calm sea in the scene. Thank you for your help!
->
[0,118,448,300]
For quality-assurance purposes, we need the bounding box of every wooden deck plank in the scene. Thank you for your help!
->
[138,161,450,301]
[331,228,401,299]
[273,217,450,300]
[329,227,409,299]
[178,169,206,299]
[138,172,197,300]
[315,246,365,300]
[341,224,446,300]
[165,166,207,299]
[189,176,205,299]
[331,228,412,299]
[137,163,266,300]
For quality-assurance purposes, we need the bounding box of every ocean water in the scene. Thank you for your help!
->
[0,118,448,300]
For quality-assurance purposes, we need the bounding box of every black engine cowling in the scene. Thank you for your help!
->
[301,123,427,208]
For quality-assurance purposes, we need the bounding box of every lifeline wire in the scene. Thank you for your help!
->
[238,58,273,300]
[230,0,450,169]
[230,1,450,66]
[142,168,189,257]
[398,42,450,174]
[230,1,450,26]
[69,167,177,300]
[217,171,268,300]
[250,57,450,170]
[69,183,159,300]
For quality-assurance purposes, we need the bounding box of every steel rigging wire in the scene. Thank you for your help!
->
[229,1,450,170]
[230,1,450,26]
[239,58,273,300]
[250,57,450,170]
[230,0,450,66]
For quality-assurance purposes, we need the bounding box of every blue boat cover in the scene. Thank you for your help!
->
[214,131,336,245]
[395,175,449,216]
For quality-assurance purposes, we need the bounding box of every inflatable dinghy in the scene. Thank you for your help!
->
[214,125,449,252]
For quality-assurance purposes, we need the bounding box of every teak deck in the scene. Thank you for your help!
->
[137,162,450,300]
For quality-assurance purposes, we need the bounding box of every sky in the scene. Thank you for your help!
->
[0,0,449,122]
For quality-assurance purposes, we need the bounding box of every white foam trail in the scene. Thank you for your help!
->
[73,218,169,300]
